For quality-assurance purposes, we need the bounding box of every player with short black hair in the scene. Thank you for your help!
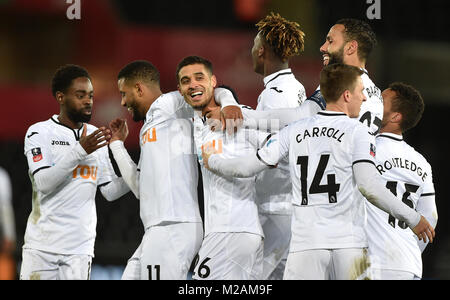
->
[177,55,269,280]
[52,64,91,98]
[367,82,437,280]
[108,60,243,280]
[21,64,130,280]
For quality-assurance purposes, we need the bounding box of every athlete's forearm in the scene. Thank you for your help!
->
[214,87,239,108]
[99,177,131,202]
[416,194,438,252]
[242,100,321,130]
[109,141,140,199]
[207,153,268,178]
[33,142,88,194]
[353,162,421,228]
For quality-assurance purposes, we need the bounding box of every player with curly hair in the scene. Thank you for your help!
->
[251,12,308,280]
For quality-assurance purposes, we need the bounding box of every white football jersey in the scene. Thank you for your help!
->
[314,70,383,135]
[194,107,268,237]
[359,70,383,135]
[258,111,376,252]
[23,116,119,256]
[137,91,202,229]
[366,133,435,277]
[256,69,306,215]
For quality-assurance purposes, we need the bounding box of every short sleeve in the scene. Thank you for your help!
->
[257,125,290,167]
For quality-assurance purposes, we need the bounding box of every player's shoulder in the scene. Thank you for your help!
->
[403,140,433,170]
[25,117,55,139]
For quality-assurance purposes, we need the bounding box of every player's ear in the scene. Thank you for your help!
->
[392,112,403,124]
[135,82,144,97]
[211,75,217,88]
[346,40,358,56]
[55,92,64,105]
[343,90,351,103]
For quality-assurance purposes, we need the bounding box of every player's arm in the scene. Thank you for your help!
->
[97,146,131,202]
[204,128,289,178]
[241,99,321,131]
[415,175,437,252]
[29,125,110,194]
[99,177,131,202]
[0,169,16,253]
[351,127,435,243]
[108,119,140,198]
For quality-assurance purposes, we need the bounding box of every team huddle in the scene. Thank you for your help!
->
[21,14,437,280]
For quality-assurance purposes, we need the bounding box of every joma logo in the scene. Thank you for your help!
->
[52,140,71,146]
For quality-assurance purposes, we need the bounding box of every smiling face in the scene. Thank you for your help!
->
[60,77,94,123]
[118,78,146,122]
[320,24,347,66]
[177,63,217,110]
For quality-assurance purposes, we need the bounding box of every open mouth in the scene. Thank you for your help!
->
[322,54,330,65]
[190,91,203,100]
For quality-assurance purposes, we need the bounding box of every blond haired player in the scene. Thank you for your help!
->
[21,65,130,280]
[367,83,437,280]
[203,64,435,280]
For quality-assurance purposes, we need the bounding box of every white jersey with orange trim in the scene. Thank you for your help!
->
[137,91,203,229]
[23,116,123,256]
[256,69,306,215]
[367,133,437,278]
[257,111,377,251]
[194,106,268,238]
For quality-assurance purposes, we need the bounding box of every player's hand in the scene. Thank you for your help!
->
[109,118,129,143]
[205,107,223,132]
[412,215,435,243]
[221,106,243,135]
[79,125,111,154]
[202,144,220,170]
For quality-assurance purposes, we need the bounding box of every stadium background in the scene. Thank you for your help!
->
[0,0,448,279]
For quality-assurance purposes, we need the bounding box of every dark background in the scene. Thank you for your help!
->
[0,0,448,279]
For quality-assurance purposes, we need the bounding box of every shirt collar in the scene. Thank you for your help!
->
[377,132,404,141]
[263,69,293,87]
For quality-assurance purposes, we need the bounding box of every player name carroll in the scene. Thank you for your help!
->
[296,126,345,144]
[376,157,428,182]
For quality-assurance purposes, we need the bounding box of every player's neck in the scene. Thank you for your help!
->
[58,113,83,130]
[144,89,163,113]
[380,126,403,136]
[264,61,289,77]
[201,97,220,117]
[345,56,366,70]
[326,102,348,116]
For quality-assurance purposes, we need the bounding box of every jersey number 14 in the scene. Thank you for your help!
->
[297,154,340,205]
